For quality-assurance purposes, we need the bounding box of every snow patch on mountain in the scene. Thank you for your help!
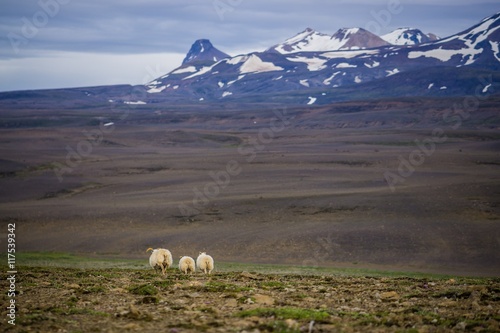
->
[408,46,483,64]
[147,86,166,93]
[124,101,146,105]
[483,84,492,93]
[300,79,310,87]
[323,71,341,85]
[386,68,400,76]
[336,63,357,68]
[227,75,246,86]
[172,66,197,75]
[183,64,216,80]
[307,96,317,105]
[490,41,500,61]
[364,61,380,68]
[286,56,328,71]
[239,54,284,74]
[322,49,380,59]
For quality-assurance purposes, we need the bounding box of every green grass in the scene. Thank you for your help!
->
[5,251,475,279]
[216,261,456,279]
[128,284,158,295]
[13,251,148,269]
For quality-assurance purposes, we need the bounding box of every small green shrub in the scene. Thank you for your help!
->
[128,284,157,295]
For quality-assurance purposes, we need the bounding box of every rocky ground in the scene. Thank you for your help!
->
[3,265,500,332]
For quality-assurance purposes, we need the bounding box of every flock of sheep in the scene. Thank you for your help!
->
[146,248,214,276]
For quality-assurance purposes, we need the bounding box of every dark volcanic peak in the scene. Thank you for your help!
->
[332,27,390,49]
[182,39,230,65]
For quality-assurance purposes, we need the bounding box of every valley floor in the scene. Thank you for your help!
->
[1,101,499,276]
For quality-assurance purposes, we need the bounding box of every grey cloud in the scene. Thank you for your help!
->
[2,0,498,59]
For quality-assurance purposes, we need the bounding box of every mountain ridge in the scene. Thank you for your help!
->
[1,12,499,106]
[140,12,499,105]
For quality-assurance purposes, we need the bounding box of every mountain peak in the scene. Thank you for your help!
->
[331,27,390,49]
[267,26,389,54]
[182,39,230,65]
[381,28,439,45]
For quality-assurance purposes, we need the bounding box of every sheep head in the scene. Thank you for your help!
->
[146,247,154,253]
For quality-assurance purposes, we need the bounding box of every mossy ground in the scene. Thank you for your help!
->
[1,253,499,332]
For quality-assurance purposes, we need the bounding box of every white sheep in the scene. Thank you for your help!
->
[196,252,214,275]
[178,256,196,275]
[146,247,173,276]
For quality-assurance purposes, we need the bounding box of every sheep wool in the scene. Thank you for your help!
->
[178,256,196,275]
[146,248,173,276]
[196,252,214,275]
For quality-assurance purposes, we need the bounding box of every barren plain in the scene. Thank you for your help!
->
[1,98,499,276]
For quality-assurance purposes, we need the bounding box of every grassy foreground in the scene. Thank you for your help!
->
[2,252,499,332]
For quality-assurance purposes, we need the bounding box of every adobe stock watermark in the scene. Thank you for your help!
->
[365,0,403,35]
[6,222,17,326]
[178,106,294,217]
[213,0,244,21]
[52,64,167,182]
[384,74,496,192]
[7,0,71,55]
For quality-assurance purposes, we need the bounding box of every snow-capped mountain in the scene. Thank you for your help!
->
[330,27,390,50]
[182,39,230,65]
[382,28,439,45]
[267,27,389,54]
[142,12,499,105]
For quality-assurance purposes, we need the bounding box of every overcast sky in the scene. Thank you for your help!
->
[1,0,498,92]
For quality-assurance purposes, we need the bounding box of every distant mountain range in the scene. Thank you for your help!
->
[140,12,499,105]
[1,12,499,106]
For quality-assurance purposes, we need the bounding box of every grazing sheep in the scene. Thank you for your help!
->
[146,248,173,276]
[196,252,214,275]
[178,256,196,275]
